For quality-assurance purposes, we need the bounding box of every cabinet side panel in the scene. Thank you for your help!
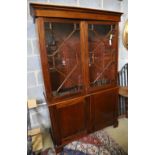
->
[48,105,61,145]
[36,18,52,101]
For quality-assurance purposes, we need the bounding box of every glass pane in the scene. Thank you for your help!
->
[88,24,117,88]
[44,22,83,97]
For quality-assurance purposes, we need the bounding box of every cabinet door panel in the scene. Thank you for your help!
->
[92,88,118,130]
[55,98,88,141]
[88,23,118,90]
[44,20,84,98]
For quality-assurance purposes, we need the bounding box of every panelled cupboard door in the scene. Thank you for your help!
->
[91,88,118,131]
[52,97,89,143]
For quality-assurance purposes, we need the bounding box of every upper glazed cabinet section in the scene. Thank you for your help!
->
[30,3,122,99]
[41,20,118,98]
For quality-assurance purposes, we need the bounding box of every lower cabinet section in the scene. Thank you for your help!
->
[48,88,118,152]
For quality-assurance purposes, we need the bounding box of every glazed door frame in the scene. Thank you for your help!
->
[85,21,119,93]
[36,18,88,103]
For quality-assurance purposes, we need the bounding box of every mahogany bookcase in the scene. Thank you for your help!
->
[30,3,122,153]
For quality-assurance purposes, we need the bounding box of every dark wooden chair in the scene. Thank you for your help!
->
[118,63,128,118]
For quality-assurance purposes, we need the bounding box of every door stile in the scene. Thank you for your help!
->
[80,21,90,93]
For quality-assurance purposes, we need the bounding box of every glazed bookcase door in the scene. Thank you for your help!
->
[44,20,84,98]
[88,23,118,90]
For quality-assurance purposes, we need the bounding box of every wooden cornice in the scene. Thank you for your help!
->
[30,3,123,22]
